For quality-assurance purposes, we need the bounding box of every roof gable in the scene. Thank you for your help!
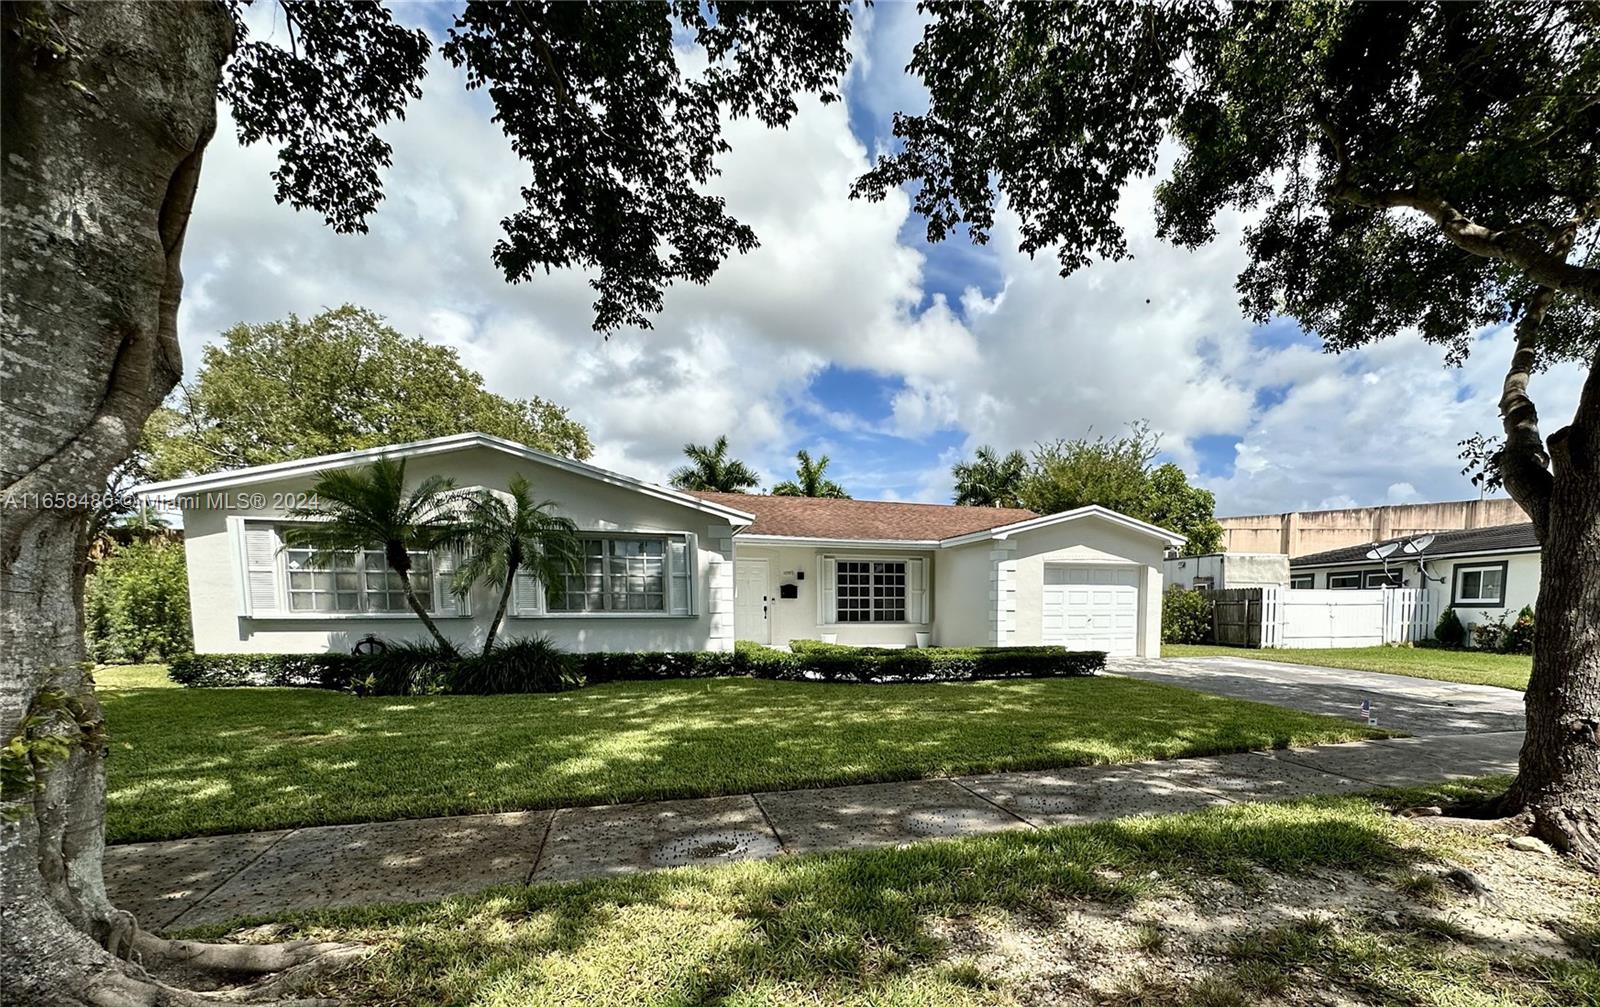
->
[133,433,757,525]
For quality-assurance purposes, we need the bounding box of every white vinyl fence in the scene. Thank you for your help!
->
[1256,586,1433,649]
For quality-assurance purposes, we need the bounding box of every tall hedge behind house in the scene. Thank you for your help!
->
[86,539,192,663]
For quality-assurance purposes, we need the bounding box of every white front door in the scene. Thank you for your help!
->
[734,558,771,644]
[1042,564,1140,656]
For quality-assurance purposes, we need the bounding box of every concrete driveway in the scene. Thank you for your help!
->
[1109,655,1525,736]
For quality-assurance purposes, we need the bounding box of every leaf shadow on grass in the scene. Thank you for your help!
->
[103,677,1382,843]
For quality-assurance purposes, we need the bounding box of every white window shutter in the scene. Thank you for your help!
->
[241,523,279,615]
[908,558,928,624]
[433,552,465,616]
[512,571,544,615]
[818,556,837,625]
[668,534,694,615]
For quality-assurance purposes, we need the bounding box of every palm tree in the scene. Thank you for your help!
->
[770,449,850,498]
[446,474,581,655]
[284,457,462,653]
[668,435,760,493]
[952,445,1028,508]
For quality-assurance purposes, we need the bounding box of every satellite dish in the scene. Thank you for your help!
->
[1365,542,1399,560]
[1402,534,1435,555]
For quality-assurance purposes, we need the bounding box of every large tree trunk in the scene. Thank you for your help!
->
[2,4,354,1003]
[1500,354,1600,868]
[1490,289,1600,868]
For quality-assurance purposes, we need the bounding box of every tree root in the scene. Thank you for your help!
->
[1531,801,1600,873]
[64,931,370,1006]
[1404,811,1533,837]
[77,938,368,1007]
[132,930,365,980]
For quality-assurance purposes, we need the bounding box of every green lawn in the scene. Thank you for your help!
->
[1161,643,1532,690]
[176,780,1598,1007]
[98,667,1383,843]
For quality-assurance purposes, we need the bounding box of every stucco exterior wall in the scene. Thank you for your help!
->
[730,542,935,647]
[932,543,994,646]
[1220,497,1527,557]
[1164,552,1290,590]
[993,520,1166,656]
[178,444,738,655]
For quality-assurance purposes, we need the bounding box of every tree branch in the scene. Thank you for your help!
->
[1329,181,1600,306]
[1496,288,1559,537]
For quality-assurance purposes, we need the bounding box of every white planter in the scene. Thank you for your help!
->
[820,633,838,645]
[914,632,932,648]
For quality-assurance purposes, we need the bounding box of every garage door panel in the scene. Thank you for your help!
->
[1042,564,1140,656]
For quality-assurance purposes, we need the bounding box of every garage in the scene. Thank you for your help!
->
[1042,564,1141,656]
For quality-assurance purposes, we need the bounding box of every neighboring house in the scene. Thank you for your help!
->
[1289,523,1540,627]
[137,433,1183,658]
[1163,552,1289,592]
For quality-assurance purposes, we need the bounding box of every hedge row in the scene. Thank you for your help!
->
[168,652,361,690]
[168,639,1106,693]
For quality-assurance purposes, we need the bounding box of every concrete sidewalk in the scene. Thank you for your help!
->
[106,730,1523,931]
[1110,656,1525,735]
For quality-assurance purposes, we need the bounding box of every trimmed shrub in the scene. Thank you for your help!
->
[1161,587,1212,644]
[782,641,1104,682]
[1502,605,1535,655]
[85,539,192,663]
[1434,607,1467,648]
[168,652,359,689]
[170,640,1105,692]
[449,636,581,694]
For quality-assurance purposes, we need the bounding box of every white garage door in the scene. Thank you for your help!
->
[1042,565,1141,656]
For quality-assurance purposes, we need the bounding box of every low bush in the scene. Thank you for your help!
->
[1435,607,1467,647]
[449,636,582,694]
[357,641,460,696]
[1471,614,1507,652]
[1161,587,1213,644]
[1502,605,1535,655]
[782,641,1105,682]
[168,652,359,689]
[170,637,1104,692]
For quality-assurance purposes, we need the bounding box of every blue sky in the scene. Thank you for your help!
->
[175,1,1586,515]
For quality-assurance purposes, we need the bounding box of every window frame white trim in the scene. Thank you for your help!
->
[237,519,472,620]
[1451,560,1508,607]
[1288,573,1315,589]
[818,553,929,626]
[1327,570,1364,590]
[509,530,698,620]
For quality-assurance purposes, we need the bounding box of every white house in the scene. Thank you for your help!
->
[1288,523,1541,629]
[137,433,1182,658]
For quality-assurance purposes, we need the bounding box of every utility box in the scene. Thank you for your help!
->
[1163,552,1290,592]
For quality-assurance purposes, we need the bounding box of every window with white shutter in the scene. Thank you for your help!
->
[235,521,280,616]
[907,557,928,624]
[668,534,695,615]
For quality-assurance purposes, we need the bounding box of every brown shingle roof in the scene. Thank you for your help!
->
[693,491,1037,542]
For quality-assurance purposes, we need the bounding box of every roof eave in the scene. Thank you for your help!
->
[132,432,757,525]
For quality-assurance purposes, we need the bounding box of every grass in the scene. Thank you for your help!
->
[1161,643,1532,690]
[98,668,1384,843]
[171,780,1597,1007]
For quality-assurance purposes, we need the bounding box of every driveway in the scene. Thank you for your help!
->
[1109,655,1525,736]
